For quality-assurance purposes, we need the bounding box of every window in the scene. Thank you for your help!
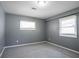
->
[59,15,77,38]
[20,21,36,30]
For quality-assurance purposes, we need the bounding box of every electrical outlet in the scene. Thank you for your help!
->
[16,40,19,44]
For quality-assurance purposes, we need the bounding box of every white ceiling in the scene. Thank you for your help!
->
[1,1,79,19]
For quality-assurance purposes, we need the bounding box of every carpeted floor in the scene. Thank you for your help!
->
[2,42,79,58]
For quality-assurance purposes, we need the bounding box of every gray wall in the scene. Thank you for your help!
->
[5,14,46,46]
[46,8,79,51]
[0,5,5,55]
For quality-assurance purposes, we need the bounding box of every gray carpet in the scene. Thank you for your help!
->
[2,42,79,58]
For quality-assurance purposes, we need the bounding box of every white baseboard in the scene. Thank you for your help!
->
[4,41,46,48]
[0,47,5,57]
[46,41,79,54]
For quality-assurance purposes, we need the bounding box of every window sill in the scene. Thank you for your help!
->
[60,35,77,38]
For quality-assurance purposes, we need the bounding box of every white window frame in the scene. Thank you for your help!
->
[59,15,77,38]
[20,21,36,30]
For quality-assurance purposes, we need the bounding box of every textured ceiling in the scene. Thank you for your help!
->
[1,1,79,19]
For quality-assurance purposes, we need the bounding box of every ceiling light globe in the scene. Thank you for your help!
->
[36,1,48,7]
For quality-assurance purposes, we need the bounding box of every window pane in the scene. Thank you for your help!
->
[60,27,75,34]
[20,21,36,30]
[60,15,76,27]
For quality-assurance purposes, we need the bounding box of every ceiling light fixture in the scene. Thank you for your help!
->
[36,1,48,7]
